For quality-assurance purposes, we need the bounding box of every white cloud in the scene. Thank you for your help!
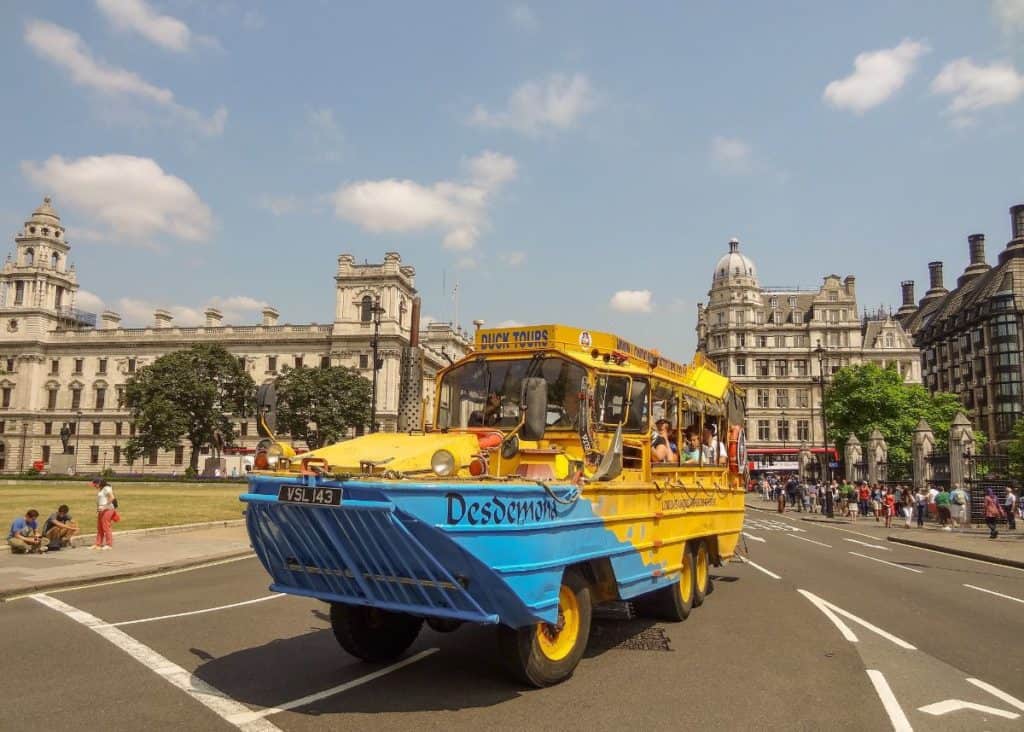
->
[469,72,596,135]
[506,4,538,30]
[993,0,1024,32]
[455,256,478,270]
[24,19,226,135]
[931,58,1024,124]
[95,0,197,52]
[21,154,213,245]
[76,289,105,312]
[330,150,517,251]
[823,39,929,113]
[499,250,526,267]
[610,290,653,313]
[115,294,268,326]
[306,107,344,161]
[258,194,303,216]
[710,136,752,174]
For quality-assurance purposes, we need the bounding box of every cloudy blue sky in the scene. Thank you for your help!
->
[1,1,1023,357]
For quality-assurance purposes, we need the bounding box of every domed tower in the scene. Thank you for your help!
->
[698,238,761,357]
[0,197,86,339]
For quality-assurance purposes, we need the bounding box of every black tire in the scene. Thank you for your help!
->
[692,540,711,607]
[329,603,424,662]
[632,544,694,622]
[497,569,592,687]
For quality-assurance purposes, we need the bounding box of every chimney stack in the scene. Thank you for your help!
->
[843,275,856,296]
[896,281,917,319]
[154,309,173,328]
[1012,204,1024,241]
[728,238,739,253]
[204,307,223,327]
[100,310,122,330]
[261,307,279,326]
[969,234,986,265]
[928,261,944,291]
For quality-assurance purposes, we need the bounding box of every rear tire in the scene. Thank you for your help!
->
[693,540,711,607]
[498,569,592,687]
[632,543,694,622]
[329,603,423,662]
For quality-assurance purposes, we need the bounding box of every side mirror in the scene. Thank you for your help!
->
[521,377,548,441]
[256,383,277,438]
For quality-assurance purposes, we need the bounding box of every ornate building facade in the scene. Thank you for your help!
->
[897,204,1024,450]
[697,239,920,455]
[0,198,471,474]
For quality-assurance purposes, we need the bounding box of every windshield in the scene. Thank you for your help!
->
[437,356,587,430]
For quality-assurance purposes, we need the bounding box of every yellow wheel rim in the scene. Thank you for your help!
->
[536,584,580,661]
[679,550,693,603]
[695,543,709,594]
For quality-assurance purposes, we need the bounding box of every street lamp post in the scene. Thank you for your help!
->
[814,341,834,517]
[369,296,386,433]
[74,409,83,473]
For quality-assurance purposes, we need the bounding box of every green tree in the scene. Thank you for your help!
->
[124,344,254,472]
[1007,419,1024,476]
[274,365,372,449]
[823,363,964,465]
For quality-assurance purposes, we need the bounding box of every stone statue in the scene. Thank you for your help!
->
[60,423,72,454]
[211,429,225,459]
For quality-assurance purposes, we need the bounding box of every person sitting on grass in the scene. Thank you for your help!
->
[7,509,50,554]
[43,505,78,550]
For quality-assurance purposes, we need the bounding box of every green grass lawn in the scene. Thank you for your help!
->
[1,482,246,533]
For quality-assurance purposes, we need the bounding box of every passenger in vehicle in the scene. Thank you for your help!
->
[469,393,503,426]
[651,419,677,463]
[682,427,701,464]
[702,423,727,465]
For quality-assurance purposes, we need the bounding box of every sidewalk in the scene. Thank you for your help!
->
[0,522,253,600]
[744,493,1024,569]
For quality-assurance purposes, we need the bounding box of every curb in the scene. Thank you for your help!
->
[886,536,1024,570]
[1,519,245,554]
[801,517,851,525]
[0,548,255,602]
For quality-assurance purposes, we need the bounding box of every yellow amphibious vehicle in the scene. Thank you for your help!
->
[243,324,746,686]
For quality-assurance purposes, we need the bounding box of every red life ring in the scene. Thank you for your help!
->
[727,425,745,474]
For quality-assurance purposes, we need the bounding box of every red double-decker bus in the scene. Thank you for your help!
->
[748,446,839,475]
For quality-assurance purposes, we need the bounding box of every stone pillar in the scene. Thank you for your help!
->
[867,428,887,484]
[912,419,934,491]
[948,411,974,494]
[798,441,812,482]
[844,433,862,482]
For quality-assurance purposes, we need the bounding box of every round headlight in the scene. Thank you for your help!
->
[266,443,284,467]
[431,449,456,477]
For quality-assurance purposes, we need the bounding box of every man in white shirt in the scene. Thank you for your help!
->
[701,425,727,466]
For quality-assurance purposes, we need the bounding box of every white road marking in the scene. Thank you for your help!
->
[742,558,781,580]
[967,678,1024,712]
[963,584,1024,606]
[866,670,913,732]
[918,699,1019,719]
[744,518,806,533]
[32,593,282,732]
[844,538,891,551]
[798,590,916,650]
[849,552,922,574]
[226,649,439,725]
[110,594,284,627]
[742,531,766,543]
[787,534,832,548]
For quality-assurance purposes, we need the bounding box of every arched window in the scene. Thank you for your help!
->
[24,248,34,266]
[51,252,59,269]
[360,295,374,323]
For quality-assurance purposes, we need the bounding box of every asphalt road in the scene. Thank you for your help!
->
[3,509,1023,731]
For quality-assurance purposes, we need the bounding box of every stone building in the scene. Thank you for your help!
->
[897,204,1024,450]
[697,238,920,457]
[0,198,471,474]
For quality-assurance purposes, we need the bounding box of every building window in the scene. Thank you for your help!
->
[775,335,787,348]
[240,421,248,437]
[174,446,184,465]
[756,389,770,408]
[71,389,81,410]
[237,357,246,371]
[755,311,764,325]
[320,355,331,369]
[116,386,125,408]
[44,422,52,435]
[148,447,158,466]
[757,335,768,348]
[757,420,770,441]
[47,389,57,410]
[42,445,50,462]
[736,311,745,325]
[0,421,4,433]
[359,354,369,369]
[735,359,747,376]
[268,356,277,373]
[796,420,810,441]
[793,311,803,324]
[128,358,136,374]
[736,333,746,348]
[115,422,123,436]
[95,388,105,410]
[776,389,789,408]
[5,358,14,373]
[92,422,101,436]
[775,360,789,377]
[90,445,99,464]
[113,446,121,464]
[777,420,790,443]
[796,389,810,408]
[769,297,778,309]
[294,355,303,369]
[1,388,10,408]
[755,359,769,376]
[73,358,83,375]
[98,358,107,375]
[14,282,25,305]
[50,359,59,376]
[130,423,136,437]
[361,295,374,322]
[788,296,797,308]
[794,360,808,377]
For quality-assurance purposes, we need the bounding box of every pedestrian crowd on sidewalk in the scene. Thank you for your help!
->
[755,474,1019,538]
[5,478,120,554]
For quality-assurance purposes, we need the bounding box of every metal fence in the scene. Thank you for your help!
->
[926,453,951,489]
[965,455,1016,523]
[878,459,912,487]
